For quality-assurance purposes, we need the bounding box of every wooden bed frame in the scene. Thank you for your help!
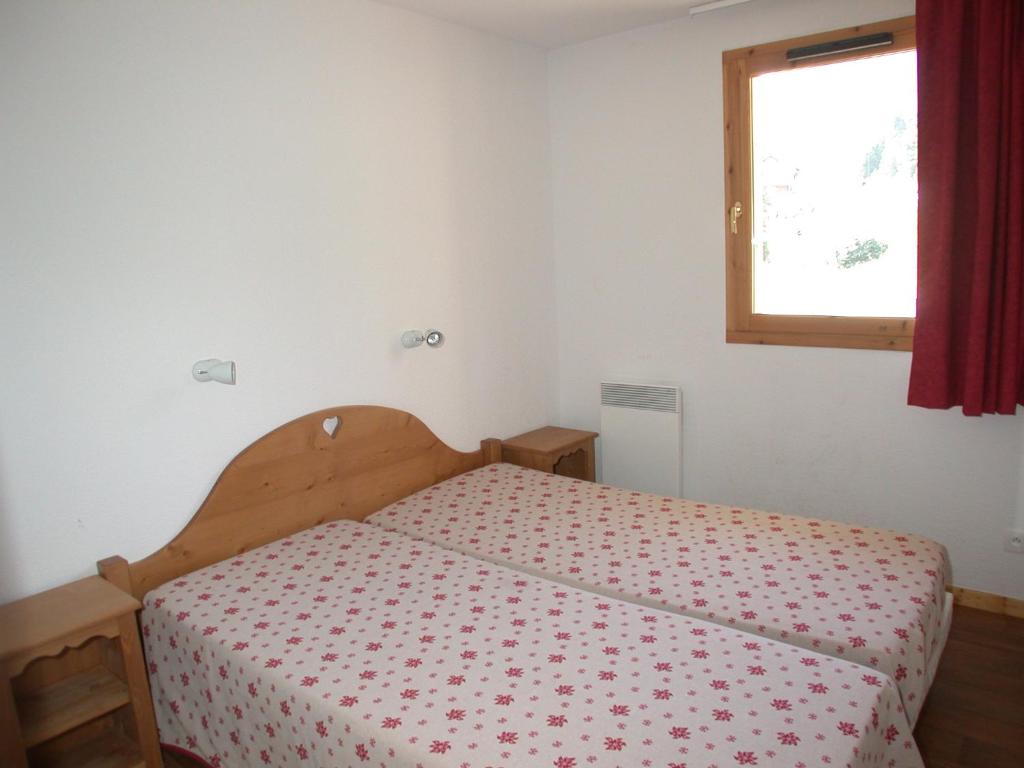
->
[98,406,502,599]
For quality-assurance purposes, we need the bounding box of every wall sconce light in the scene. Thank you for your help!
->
[192,358,236,385]
[401,329,445,349]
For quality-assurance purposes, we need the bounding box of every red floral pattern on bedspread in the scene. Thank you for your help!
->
[368,464,951,727]
[142,521,922,768]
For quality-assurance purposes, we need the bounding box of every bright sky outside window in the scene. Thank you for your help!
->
[750,50,918,318]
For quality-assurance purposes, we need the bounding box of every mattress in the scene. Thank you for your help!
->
[142,520,922,768]
[366,463,952,727]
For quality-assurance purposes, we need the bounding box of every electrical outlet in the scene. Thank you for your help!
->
[1005,529,1024,554]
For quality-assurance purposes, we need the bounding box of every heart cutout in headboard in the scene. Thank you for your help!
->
[322,415,341,439]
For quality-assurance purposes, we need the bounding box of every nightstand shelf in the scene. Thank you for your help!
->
[20,665,132,748]
[29,725,143,768]
[0,576,162,768]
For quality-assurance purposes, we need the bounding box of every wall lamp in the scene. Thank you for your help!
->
[401,329,445,349]
[192,358,236,385]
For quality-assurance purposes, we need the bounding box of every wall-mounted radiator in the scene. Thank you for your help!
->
[600,381,682,497]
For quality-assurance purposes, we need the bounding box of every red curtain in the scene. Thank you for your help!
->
[908,0,1024,415]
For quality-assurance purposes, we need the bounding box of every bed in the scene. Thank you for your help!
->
[97,406,925,767]
[365,463,952,727]
[143,519,921,767]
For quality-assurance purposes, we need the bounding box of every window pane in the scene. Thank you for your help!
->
[751,51,917,317]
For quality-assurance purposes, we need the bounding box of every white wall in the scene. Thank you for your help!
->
[0,0,556,602]
[548,0,1024,599]
[4,0,1023,606]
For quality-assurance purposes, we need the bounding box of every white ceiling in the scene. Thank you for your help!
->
[377,0,717,49]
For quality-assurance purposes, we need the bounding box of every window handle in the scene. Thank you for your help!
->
[729,202,743,234]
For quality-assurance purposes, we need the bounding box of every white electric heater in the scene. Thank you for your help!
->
[600,381,682,497]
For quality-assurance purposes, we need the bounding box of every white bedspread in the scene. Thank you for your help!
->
[367,463,952,727]
[142,520,922,767]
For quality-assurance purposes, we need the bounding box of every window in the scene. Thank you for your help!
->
[723,17,917,350]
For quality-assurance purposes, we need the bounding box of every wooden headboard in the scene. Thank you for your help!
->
[99,406,501,599]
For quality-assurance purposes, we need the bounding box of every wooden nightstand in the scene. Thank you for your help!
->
[502,426,599,481]
[0,576,162,768]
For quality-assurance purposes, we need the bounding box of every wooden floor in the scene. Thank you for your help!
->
[163,605,1023,768]
[914,605,1024,767]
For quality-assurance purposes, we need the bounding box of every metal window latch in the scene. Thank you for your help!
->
[729,201,743,234]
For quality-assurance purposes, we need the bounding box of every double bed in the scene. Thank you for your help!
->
[143,520,919,767]
[99,406,943,767]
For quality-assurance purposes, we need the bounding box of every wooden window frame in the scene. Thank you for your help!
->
[723,16,917,351]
